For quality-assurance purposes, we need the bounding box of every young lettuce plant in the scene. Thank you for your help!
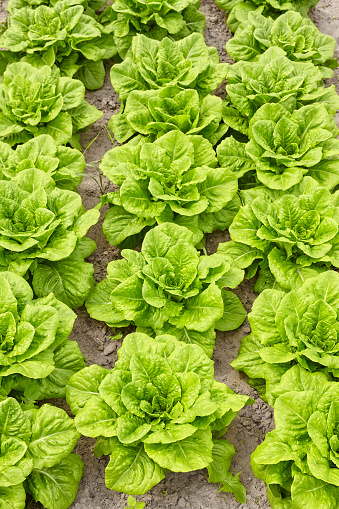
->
[0,271,85,401]
[0,397,83,509]
[100,131,240,249]
[218,177,339,292]
[0,135,85,191]
[251,365,339,509]
[66,332,253,496]
[217,103,339,191]
[0,62,102,147]
[0,1,116,90]
[223,47,339,136]
[86,223,246,357]
[109,33,228,102]
[232,271,339,404]
[109,86,227,144]
[226,11,337,78]
[0,168,100,309]
[99,0,206,59]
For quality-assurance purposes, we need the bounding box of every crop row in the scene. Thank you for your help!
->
[216,1,339,508]
[0,0,337,507]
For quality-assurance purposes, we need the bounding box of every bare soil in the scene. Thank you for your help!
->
[1,0,338,507]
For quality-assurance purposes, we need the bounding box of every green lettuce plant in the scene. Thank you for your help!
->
[0,135,85,191]
[99,0,206,59]
[6,0,107,14]
[0,271,85,401]
[218,177,339,292]
[0,168,100,309]
[217,103,339,191]
[216,0,320,34]
[226,11,337,78]
[223,47,339,136]
[216,0,319,18]
[0,1,116,90]
[232,271,339,404]
[100,131,240,249]
[109,33,228,102]
[251,365,339,509]
[86,223,246,357]
[0,62,102,147]
[66,332,252,496]
[0,397,83,509]
[109,86,227,144]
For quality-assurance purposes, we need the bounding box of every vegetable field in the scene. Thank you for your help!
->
[0,0,338,507]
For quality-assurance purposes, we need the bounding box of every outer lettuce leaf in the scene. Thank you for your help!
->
[105,440,165,495]
[0,484,26,509]
[15,340,86,400]
[218,471,247,503]
[26,453,83,509]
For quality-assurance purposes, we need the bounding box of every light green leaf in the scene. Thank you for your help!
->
[105,440,164,495]
[66,364,109,415]
[218,471,247,503]
[75,396,117,438]
[207,439,235,483]
[145,428,213,472]
[27,454,83,509]
[26,405,80,469]
[170,283,223,332]
[215,290,247,332]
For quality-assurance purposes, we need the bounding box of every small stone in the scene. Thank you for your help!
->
[104,343,115,356]
[210,15,217,22]
[97,345,104,351]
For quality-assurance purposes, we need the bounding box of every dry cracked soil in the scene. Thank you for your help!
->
[0,0,339,507]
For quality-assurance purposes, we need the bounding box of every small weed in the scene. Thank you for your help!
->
[82,133,100,156]
[110,332,123,341]
[102,120,115,146]
[125,495,146,509]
